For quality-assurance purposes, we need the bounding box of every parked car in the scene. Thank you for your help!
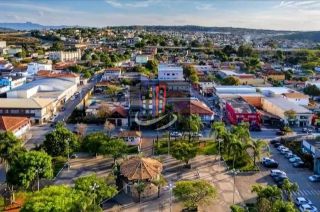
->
[273,175,288,182]
[263,159,279,168]
[289,156,302,163]
[285,152,296,159]
[276,130,286,136]
[295,197,312,206]
[280,149,291,155]
[302,128,313,134]
[277,145,287,151]
[293,161,305,168]
[170,132,182,138]
[299,204,318,212]
[309,175,320,182]
[71,154,78,159]
[273,143,282,148]
[262,157,272,163]
[270,169,286,177]
[192,133,203,137]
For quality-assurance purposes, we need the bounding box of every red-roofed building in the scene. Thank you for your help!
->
[173,99,214,122]
[106,106,128,127]
[0,116,30,138]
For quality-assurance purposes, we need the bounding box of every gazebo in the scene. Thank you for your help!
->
[120,157,163,200]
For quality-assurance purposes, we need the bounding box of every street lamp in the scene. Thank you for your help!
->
[169,181,173,212]
[66,138,70,171]
[217,138,222,165]
[231,168,239,204]
[90,182,100,206]
[35,167,43,191]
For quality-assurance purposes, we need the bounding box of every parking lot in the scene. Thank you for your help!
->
[268,143,320,209]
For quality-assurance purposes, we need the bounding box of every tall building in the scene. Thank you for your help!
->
[48,49,81,62]
[158,64,184,81]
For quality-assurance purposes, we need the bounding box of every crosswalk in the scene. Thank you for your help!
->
[293,190,320,196]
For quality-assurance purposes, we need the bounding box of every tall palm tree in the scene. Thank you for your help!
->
[247,139,268,165]
[232,124,250,144]
[282,179,298,202]
[211,121,227,140]
[228,139,244,167]
[152,175,167,198]
[135,181,147,202]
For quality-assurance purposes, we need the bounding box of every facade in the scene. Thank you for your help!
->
[282,92,309,106]
[0,76,26,90]
[158,64,184,81]
[106,106,128,127]
[48,49,81,62]
[119,131,141,146]
[173,99,214,122]
[36,70,80,85]
[0,41,6,48]
[27,62,52,75]
[262,97,312,127]
[102,68,122,81]
[135,54,151,64]
[0,116,30,138]
[301,140,320,174]
[225,97,260,126]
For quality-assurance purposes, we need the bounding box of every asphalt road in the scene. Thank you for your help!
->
[268,144,320,209]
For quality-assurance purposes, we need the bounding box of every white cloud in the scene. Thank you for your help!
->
[105,0,158,8]
[195,3,215,11]
[276,0,320,9]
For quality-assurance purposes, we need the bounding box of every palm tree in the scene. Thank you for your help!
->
[152,175,167,198]
[0,132,22,172]
[228,139,244,167]
[211,121,227,140]
[135,181,147,202]
[232,124,250,144]
[281,179,298,202]
[247,139,267,165]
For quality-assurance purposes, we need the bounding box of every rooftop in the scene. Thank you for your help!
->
[227,97,256,114]
[0,116,29,132]
[0,98,54,109]
[264,97,312,114]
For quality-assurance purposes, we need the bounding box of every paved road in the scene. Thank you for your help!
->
[24,74,102,150]
[268,144,320,209]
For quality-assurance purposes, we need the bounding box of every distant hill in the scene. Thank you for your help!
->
[0,22,68,30]
[277,31,320,42]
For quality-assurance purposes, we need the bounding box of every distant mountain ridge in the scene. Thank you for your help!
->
[0,22,68,30]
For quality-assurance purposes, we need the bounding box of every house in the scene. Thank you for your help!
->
[225,97,260,126]
[0,116,30,138]
[217,69,264,85]
[118,130,141,146]
[158,64,184,81]
[106,106,128,127]
[282,92,309,106]
[173,99,214,122]
[0,61,14,72]
[301,140,320,174]
[36,70,80,85]
[26,62,52,75]
[135,54,151,64]
[264,70,285,81]
[101,68,122,81]
[262,97,313,127]
[47,49,81,62]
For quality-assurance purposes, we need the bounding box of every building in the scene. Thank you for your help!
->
[101,68,122,81]
[36,70,80,85]
[217,69,265,85]
[262,97,312,127]
[0,41,6,48]
[106,106,128,127]
[135,54,151,64]
[2,47,22,56]
[225,97,260,126]
[48,49,81,62]
[158,64,184,81]
[0,61,14,72]
[264,70,285,81]
[301,140,320,174]
[0,76,26,95]
[282,92,309,106]
[118,130,141,146]
[0,116,30,138]
[173,99,214,122]
[0,98,54,124]
[193,65,214,74]
[26,62,52,75]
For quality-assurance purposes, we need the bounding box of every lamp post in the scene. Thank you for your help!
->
[217,138,222,165]
[90,182,100,206]
[231,168,239,204]
[66,138,70,171]
[169,181,173,212]
[35,167,43,191]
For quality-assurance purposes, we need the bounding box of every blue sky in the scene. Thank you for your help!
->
[0,0,320,31]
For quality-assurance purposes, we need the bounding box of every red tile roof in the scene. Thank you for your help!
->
[37,70,79,78]
[174,100,214,116]
[0,116,29,132]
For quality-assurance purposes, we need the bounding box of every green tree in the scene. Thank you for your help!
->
[105,84,122,100]
[7,151,53,189]
[43,122,79,157]
[214,49,228,61]
[222,76,240,85]
[173,180,217,210]
[222,45,237,57]
[99,138,128,163]
[251,184,282,203]
[50,41,64,51]
[272,200,297,212]
[248,139,267,165]
[284,110,297,120]
[152,175,167,198]
[171,140,198,167]
[238,44,253,57]
[81,132,108,156]
[303,84,320,97]
[281,179,298,202]
[145,60,158,73]
[231,124,250,143]
[0,132,24,171]
[134,181,147,202]
[230,205,246,212]
[21,185,94,212]
[74,174,117,204]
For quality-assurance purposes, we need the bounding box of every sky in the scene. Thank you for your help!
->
[0,0,320,31]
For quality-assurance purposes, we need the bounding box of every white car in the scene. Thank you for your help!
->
[280,149,291,155]
[299,204,318,212]
[262,157,271,163]
[170,132,182,138]
[289,156,301,163]
[270,169,286,177]
[309,175,320,182]
[295,197,312,206]
[277,145,287,151]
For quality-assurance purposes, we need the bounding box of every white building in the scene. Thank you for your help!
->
[102,68,122,81]
[158,64,184,81]
[135,54,151,64]
[0,62,13,71]
[48,49,81,62]
[0,41,6,48]
[27,62,52,75]
[282,92,309,106]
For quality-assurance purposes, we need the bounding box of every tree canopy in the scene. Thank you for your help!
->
[171,140,198,166]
